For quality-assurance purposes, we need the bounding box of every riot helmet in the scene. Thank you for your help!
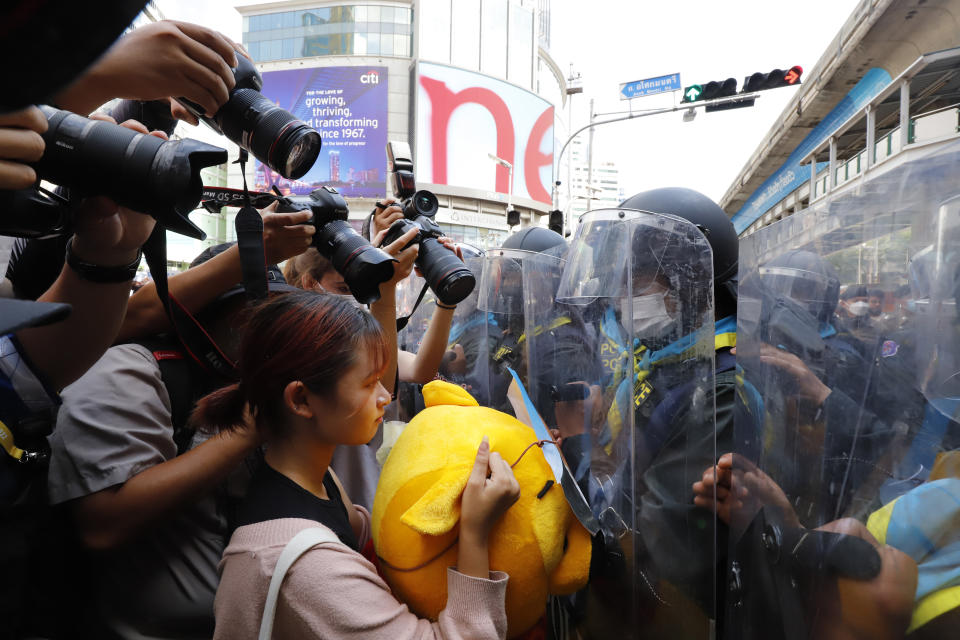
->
[759,249,841,324]
[501,226,567,254]
[620,187,738,317]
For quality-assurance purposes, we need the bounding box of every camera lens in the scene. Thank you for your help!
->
[216,88,322,180]
[418,236,476,305]
[410,190,439,218]
[314,220,396,304]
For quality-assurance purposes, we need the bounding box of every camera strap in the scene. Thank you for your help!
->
[233,151,269,302]
[395,282,431,332]
[142,226,239,381]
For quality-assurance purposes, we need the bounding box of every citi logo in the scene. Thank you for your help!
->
[361,71,380,84]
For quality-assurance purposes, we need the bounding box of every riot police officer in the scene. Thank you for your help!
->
[554,187,739,639]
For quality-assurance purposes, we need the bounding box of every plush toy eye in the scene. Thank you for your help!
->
[537,479,553,499]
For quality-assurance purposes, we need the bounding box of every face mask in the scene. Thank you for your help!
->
[848,301,870,317]
[627,292,674,335]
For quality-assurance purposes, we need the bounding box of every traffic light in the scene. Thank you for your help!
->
[548,209,563,234]
[741,65,803,93]
[507,209,520,227]
[682,77,737,103]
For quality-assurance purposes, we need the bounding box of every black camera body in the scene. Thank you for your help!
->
[176,55,321,181]
[381,141,474,306]
[275,186,395,304]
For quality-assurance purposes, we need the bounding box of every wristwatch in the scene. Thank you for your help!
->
[65,238,142,283]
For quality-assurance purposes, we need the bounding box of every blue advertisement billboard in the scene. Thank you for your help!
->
[254,66,388,198]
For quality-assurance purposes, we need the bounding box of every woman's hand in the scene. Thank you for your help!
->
[460,436,521,539]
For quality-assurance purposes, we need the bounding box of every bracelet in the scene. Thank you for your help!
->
[65,238,142,283]
[436,302,457,310]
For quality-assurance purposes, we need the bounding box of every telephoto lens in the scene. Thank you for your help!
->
[314,220,397,304]
[417,235,476,305]
[177,56,321,180]
[0,106,227,240]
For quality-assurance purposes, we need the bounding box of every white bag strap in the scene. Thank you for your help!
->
[259,527,342,640]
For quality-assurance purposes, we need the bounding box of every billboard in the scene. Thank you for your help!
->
[254,66,388,198]
[415,62,554,205]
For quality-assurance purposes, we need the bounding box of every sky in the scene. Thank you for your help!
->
[156,0,864,206]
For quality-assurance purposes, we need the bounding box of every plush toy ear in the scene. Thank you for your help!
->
[400,464,473,535]
[422,380,479,408]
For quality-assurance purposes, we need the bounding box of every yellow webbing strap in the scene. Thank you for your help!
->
[0,418,25,462]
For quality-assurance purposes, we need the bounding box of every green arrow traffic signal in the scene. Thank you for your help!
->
[682,84,703,103]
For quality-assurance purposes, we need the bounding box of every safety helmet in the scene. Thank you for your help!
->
[620,187,739,315]
[501,227,567,255]
[760,249,841,323]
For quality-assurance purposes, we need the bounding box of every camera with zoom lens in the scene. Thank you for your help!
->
[0,105,227,240]
[274,186,397,304]
[381,141,475,306]
[176,54,321,181]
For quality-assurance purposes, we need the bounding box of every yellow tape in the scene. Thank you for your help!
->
[909,584,960,633]
[0,419,25,462]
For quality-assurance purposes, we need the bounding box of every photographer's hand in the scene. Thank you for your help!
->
[16,118,160,390]
[261,201,314,265]
[70,115,159,265]
[55,20,241,118]
[369,226,419,394]
[118,202,311,343]
[371,199,404,239]
[0,106,47,189]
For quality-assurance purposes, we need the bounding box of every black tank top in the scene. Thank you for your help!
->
[234,461,360,551]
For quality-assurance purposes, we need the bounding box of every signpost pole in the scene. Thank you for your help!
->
[586,98,595,212]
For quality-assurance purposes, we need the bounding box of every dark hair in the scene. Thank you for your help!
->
[868,289,884,299]
[841,285,869,300]
[192,290,387,437]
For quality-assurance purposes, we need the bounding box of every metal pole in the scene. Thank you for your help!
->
[551,91,761,209]
[586,98,595,212]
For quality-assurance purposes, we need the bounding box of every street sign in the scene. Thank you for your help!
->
[620,73,682,100]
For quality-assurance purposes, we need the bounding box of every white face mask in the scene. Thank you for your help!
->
[626,292,674,335]
[848,300,870,317]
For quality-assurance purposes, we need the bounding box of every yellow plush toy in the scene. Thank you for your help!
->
[372,380,591,638]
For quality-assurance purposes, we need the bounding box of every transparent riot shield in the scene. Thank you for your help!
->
[732,139,960,640]
[551,209,718,639]
[439,256,498,406]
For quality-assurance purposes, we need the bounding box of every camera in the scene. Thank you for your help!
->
[274,186,397,304]
[176,55,321,181]
[0,105,227,240]
[381,141,475,306]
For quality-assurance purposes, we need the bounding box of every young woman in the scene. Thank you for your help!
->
[196,291,519,639]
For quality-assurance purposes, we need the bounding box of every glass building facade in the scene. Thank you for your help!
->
[242,1,537,90]
[243,5,414,61]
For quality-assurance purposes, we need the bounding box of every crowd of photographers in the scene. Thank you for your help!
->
[0,10,491,637]
[3,4,958,640]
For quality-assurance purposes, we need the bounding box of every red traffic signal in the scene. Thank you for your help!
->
[742,65,803,93]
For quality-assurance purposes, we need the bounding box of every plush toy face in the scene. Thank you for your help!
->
[372,381,591,638]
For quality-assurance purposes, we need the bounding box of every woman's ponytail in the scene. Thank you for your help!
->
[191,382,247,432]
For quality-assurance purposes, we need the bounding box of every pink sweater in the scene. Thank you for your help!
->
[213,512,509,640]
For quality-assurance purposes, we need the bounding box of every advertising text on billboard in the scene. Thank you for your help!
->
[255,66,388,198]
[416,62,554,205]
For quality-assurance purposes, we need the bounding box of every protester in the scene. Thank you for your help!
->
[193,291,519,639]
